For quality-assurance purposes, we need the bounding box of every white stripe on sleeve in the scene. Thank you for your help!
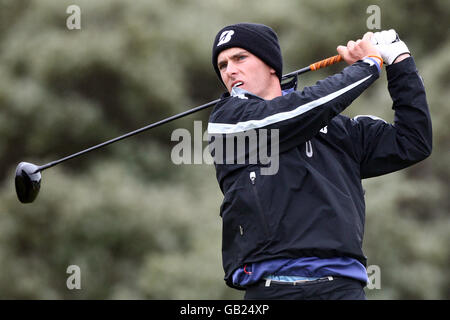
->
[208,75,372,134]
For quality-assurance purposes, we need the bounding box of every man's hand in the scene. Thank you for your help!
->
[337,32,381,65]
[371,29,411,65]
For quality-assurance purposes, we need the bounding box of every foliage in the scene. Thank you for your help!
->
[0,0,448,299]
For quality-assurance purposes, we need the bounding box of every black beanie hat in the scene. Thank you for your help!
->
[212,23,283,85]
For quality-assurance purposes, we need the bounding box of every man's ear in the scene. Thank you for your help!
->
[269,68,276,75]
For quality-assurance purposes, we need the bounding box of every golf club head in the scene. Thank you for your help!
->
[15,162,41,203]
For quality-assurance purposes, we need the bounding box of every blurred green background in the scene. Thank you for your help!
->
[0,0,448,299]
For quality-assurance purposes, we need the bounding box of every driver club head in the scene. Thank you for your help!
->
[15,162,41,203]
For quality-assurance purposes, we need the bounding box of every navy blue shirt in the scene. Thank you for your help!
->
[232,256,368,287]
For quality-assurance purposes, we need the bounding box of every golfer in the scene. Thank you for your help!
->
[208,23,432,299]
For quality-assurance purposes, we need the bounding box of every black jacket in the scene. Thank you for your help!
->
[207,57,432,288]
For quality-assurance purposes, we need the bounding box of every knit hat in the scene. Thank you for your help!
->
[212,23,283,85]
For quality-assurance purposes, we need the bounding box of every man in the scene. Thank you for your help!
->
[207,23,432,300]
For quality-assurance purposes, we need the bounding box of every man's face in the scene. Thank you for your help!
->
[217,47,277,98]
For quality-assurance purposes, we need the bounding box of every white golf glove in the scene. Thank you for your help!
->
[371,29,410,65]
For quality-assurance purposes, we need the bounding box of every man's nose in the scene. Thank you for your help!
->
[225,61,238,76]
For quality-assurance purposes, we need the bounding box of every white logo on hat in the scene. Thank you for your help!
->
[217,30,235,46]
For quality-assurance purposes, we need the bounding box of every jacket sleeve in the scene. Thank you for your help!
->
[208,60,380,152]
[350,57,432,178]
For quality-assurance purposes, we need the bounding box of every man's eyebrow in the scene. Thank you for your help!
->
[218,51,249,67]
[231,50,249,58]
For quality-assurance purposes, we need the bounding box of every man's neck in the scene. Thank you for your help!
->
[261,79,282,100]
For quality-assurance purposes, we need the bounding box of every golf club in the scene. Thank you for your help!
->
[15,54,342,203]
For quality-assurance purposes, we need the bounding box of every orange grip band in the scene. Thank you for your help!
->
[310,55,342,71]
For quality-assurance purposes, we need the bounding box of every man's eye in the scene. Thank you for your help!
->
[218,63,227,70]
[238,55,247,60]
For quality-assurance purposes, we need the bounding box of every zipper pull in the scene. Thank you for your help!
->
[249,171,256,185]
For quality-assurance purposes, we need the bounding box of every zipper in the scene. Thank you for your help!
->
[249,171,270,237]
[305,140,313,158]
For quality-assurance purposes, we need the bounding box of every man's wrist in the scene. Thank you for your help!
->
[363,55,383,74]
[393,53,411,64]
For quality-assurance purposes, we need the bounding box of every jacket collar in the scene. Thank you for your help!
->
[219,74,298,100]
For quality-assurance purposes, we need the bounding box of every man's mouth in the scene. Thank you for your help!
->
[232,81,244,88]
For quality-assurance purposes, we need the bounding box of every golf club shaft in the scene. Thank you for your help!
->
[34,54,343,174]
[35,99,220,173]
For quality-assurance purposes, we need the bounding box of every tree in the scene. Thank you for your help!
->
[0,0,448,299]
